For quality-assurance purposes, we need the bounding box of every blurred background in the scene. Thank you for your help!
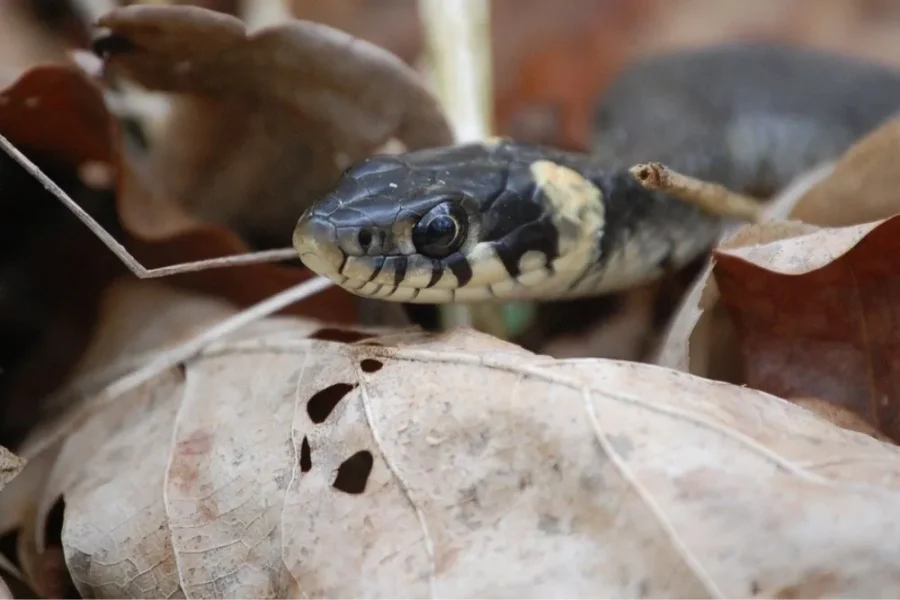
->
[6,0,900,152]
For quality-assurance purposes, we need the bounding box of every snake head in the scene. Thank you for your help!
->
[293,140,608,303]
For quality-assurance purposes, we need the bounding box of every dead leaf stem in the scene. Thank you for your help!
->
[630,162,764,223]
[0,133,299,277]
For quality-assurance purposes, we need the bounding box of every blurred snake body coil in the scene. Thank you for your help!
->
[294,43,900,303]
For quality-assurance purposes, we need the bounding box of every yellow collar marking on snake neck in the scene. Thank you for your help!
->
[529,160,606,290]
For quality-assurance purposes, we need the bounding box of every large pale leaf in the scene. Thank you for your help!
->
[2,282,893,597]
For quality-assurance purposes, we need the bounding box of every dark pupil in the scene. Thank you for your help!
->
[413,203,465,259]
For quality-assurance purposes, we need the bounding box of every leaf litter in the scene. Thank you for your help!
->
[3,2,900,599]
[657,114,900,440]
[19,303,900,598]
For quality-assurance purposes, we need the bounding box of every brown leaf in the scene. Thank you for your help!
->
[0,62,358,324]
[0,1,75,71]
[0,446,24,491]
[96,4,453,246]
[791,115,900,227]
[712,217,900,440]
[655,165,833,376]
[33,321,900,597]
[657,109,900,387]
[0,66,111,165]
[792,396,893,442]
[5,279,384,598]
[5,285,900,596]
[0,61,360,446]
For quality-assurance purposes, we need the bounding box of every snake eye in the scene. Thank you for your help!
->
[412,202,468,259]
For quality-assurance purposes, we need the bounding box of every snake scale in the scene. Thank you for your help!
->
[293,43,900,304]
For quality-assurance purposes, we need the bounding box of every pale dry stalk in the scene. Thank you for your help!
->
[630,161,764,223]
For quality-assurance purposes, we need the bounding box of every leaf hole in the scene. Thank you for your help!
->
[333,450,374,494]
[309,328,371,343]
[359,358,384,373]
[300,436,312,472]
[307,383,356,424]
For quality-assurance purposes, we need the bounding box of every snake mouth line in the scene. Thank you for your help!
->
[330,272,503,304]
[298,250,454,303]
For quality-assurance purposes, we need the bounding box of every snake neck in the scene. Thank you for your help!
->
[507,141,722,296]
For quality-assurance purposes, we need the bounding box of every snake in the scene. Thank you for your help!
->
[293,43,900,304]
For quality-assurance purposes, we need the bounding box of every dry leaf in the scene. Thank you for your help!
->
[0,286,897,596]
[96,4,454,246]
[658,112,900,380]
[713,216,900,440]
[790,116,900,226]
[0,63,360,324]
[0,61,360,443]
[0,1,76,71]
[792,396,893,442]
[0,278,355,597]
[655,163,833,375]
[0,445,24,491]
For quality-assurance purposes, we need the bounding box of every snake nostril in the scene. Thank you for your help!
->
[357,229,373,252]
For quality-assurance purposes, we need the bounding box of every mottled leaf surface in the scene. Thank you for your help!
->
[1,282,892,598]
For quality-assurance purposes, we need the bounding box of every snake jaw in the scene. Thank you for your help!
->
[293,209,346,280]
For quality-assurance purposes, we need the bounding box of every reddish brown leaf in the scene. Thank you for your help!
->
[0,63,357,324]
[791,116,900,227]
[0,66,112,164]
[712,217,900,440]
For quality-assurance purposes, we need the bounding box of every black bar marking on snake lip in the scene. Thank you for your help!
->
[366,255,385,283]
[370,284,384,296]
[350,278,370,291]
[337,249,349,276]
[392,255,408,288]
[426,260,443,288]
[446,253,473,288]
[494,241,522,278]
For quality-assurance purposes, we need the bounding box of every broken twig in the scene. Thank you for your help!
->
[630,161,764,223]
[0,133,299,278]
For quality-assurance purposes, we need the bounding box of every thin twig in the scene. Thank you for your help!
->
[100,274,334,401]
[630,161,764,223]
[26,274,336,461]
[0,133,298,277]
